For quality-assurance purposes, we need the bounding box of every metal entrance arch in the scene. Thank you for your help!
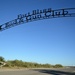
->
[0,8,75,32]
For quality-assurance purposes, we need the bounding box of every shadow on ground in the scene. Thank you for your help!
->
[33,69,75,75]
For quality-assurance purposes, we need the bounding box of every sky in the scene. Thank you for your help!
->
[0,0,75,66]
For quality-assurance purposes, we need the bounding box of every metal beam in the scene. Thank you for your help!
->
[0,8,75,32]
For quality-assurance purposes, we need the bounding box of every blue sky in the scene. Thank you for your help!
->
[0,0,75,66]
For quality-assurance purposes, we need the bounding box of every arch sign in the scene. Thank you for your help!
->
[0,8,75,31]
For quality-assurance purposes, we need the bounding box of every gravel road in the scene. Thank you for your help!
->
[0,68,75,75]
